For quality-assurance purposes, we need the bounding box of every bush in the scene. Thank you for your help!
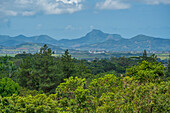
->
[0,75,169,112]
[126,61,165,83]
[0,77,20,97]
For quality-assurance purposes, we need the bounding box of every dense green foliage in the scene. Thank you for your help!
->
[16,45,90,94]
[165,56,170,79]
[0,45,169,112]
[0,74,169,112]
[131,50,157,63]
[126,61,165,83]
[0,56,16,79]
[17,44,62,93]
[0,77,20,97]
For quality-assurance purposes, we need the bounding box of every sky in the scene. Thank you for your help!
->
[0,0,170,39]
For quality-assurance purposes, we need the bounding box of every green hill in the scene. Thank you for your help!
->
[0,30,170,51]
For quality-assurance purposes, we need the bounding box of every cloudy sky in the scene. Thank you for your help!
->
[0,0,170,39]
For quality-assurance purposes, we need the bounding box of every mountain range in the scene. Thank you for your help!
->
[0,29,170,51]
[0,35,57,47]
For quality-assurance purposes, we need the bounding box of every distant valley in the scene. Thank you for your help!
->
[0,29,170,52]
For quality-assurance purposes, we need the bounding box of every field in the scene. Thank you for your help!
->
[155,53,170,60]
[0,52,169,60]
[0,54,16,57]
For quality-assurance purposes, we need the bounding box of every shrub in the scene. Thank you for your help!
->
[0,77,20,97]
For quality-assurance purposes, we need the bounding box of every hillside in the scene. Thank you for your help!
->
[56,29,123,47]
[16,43,62,50]
[77,34,170,51]
[0,35,57,47]
[0,29,170,51]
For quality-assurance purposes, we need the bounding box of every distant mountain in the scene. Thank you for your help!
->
[56,29,123,47]
[0,35,11,42]
[0,35,57,47]
[15,43,64,53]
[78,34,170,51]
[0,29,170,51]
[16,43,62,50]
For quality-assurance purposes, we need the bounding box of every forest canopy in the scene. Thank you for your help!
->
[0,44,169,112]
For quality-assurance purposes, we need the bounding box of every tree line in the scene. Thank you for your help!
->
[0,44,169,112]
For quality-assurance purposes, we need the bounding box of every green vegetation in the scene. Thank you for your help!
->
[126,61,165,83]
[15,45,90,94]
[165,56,170,79]
[0,55,17,78]
[0,77,20,97]
[1,52,169,62]
[0,74,169,112]
[156,53,170,60]
[0,44,169,112]
[0,54,16,57]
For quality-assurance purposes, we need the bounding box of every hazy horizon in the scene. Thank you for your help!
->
[1,29,170,40]
[0,0,170,39]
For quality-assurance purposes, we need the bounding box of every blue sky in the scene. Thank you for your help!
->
[0,0,170,39]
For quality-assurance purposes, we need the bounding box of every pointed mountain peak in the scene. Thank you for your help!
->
[135,34,149,37]
[15,34,27,38]
[89,29,103,34]
[91,29,103,32]
[86,29,104,37]
[37,35,51,37]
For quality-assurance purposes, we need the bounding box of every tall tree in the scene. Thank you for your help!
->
[142,50,147,60]
[18,44,63,93]
[61,49,75,78]
[0,56,16,79]
[165,55,170,78]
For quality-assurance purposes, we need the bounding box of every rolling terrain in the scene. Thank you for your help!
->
[0,29,170,51]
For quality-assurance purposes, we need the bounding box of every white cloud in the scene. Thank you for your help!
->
[0,0,169,16]
[142,0,170,5]
[37,0,83,14]
[96,0,130,10]
[22,11,35,16]
[65,25,74,30]
[0,0,84,17]
[65,25,83,31]
[96,0,170,10]
[90,25,94,30]
[3,10,18,16]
